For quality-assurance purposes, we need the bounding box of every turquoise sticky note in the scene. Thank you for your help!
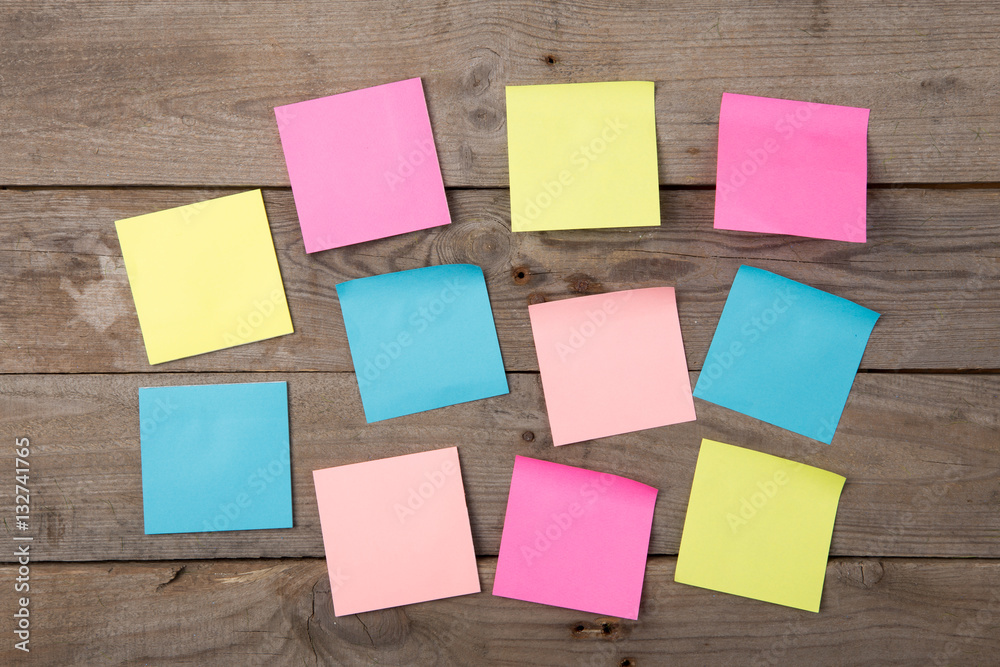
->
[336,264,509,422]
[139,381,293,534]
[694,266,879,443]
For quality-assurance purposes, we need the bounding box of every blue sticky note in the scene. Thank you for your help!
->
[336,264,509,422]
[694,266,879,443]
[139,381,293,534]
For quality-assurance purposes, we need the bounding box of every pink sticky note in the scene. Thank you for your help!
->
[275,77,451,253]
[312,447,480,616]
[492,456,658,619]
[714,92,870,243]
[528,288,696,446]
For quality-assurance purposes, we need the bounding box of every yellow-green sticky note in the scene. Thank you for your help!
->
[675,438,846,612]
[505,81,660,232]
[115,190,293,365]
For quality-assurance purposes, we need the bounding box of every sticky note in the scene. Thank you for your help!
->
[714,92,871,242]
[506,81,660,232]
[275,77,450,252]
[115,190,293,365]
[492,456,657,619]
[312,447,480,616]
[694,266,879,443]
[336,264,508,422]
[139,381,292,535]
[675,438,846,612]
[528,288,696,446]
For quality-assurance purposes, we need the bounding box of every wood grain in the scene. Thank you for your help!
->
[1,371,997,561]
[1,187,997,374]
[1,1,998,187]
[3,557,999,666]
[2,2,999,663]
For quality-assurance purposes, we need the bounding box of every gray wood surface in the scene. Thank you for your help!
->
[1,1,999,187]
[2,188,997,373]
[1,372,996,562]
[3,557,999,666]
[1,1,998,665]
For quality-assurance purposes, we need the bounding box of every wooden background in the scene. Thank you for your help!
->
[2,1,998,664]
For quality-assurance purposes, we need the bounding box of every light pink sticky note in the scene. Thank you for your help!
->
[312,447,480,616]
[714,92,870,243]
[275,77,451,253]
[492,456,658,619]
[528,287,696,446]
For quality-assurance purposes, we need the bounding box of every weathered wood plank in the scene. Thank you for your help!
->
[1,372,996,561]
[2,557,999,666]
[1,2,996,665]
[1,187,997,373]
[1,1,998,186]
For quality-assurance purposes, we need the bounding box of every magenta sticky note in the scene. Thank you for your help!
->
[275,77,451,253]
[528,288,696,446]
[492,456,658,619]
[714,92,870,243]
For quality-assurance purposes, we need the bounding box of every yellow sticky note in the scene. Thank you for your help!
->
[675,438,845,612]
[115,190,293,365]
[505,81,660,232]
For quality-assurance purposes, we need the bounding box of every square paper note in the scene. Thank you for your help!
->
[714,92,871,242]
[694,266,879,443]
[675,439,846,612]
[336,264,508,422]
[313,447,480,616]
[116,190,293,365]
[139,381,292,535]
[275,77,450,252]
[529,288,696,446]
[506,81,660,232]
[493,456,658,619]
